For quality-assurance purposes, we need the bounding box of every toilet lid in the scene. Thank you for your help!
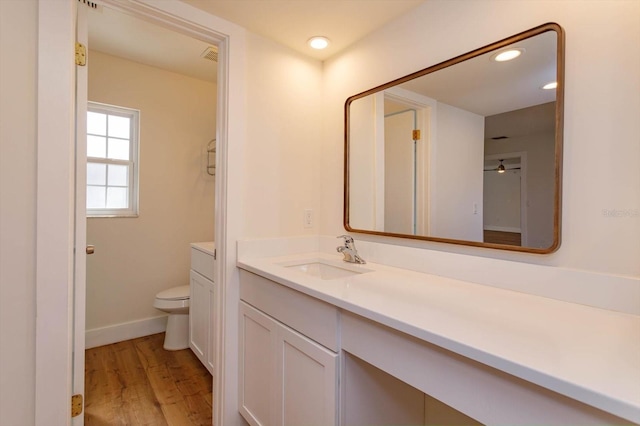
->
[156,285,190,300]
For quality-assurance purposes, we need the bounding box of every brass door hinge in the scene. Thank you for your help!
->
[412,129,421,141]
[71,394,83,417]
[75,42,87,66]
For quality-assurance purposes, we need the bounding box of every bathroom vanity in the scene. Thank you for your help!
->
[237,238,640,426]
[190,242,215,375]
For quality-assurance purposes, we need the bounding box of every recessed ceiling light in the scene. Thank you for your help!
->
[308,36,330,50]
[542,81,558,90]
[491,48,525,62]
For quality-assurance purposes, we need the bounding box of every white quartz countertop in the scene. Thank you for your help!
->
[237,252,640,423]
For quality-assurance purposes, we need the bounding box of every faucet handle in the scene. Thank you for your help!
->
[337,235,354,245]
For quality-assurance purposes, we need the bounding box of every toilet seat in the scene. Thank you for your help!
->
[155,285,190,301]
[153,285,190,312]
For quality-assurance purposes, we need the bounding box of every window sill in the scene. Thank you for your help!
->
[87,214,139,219]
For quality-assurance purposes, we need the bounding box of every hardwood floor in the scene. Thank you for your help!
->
[85,333,212,426]
[483,230,521,246]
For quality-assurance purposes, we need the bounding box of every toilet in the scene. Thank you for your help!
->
[153,285,190,350]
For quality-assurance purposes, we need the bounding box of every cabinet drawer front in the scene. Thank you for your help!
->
[240,270,339,352]
[191,248,215,281]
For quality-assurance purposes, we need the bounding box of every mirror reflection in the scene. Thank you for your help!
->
[345,24,563,253]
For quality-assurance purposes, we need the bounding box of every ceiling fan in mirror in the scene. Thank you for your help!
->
[484,159,521,173]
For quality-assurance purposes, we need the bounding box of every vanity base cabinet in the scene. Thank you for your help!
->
[343,352,426,425]
[343,352,482,426]
[239,301,338,426]
[189,270,214,375]
[342,311,629,426]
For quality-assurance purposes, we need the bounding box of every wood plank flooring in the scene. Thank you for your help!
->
[85,333,212,426]
[483,230,521,246]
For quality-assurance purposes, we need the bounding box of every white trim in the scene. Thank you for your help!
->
[85,316,168,349]
[383,88,437,236]
[36,1,77,424]
[73,4,88,425]
[373,92,385,231]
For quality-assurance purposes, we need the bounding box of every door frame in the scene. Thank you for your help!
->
[382,88,436,236]
[73,4,88,425]
[35,1,247,425]
[483,152,528,246]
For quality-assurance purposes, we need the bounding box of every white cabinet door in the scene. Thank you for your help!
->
[190,270,211,369]
[239,302,278,426]
[277,322,338,426]
[239,302,338,426]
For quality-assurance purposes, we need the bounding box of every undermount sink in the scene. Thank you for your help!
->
[282,260,371,280]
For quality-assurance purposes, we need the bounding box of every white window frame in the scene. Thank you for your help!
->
[87,102,140,217]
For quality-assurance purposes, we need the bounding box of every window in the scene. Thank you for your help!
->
[86,102,140,217]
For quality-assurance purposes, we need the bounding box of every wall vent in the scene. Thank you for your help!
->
[78,0,100,9]
[201,46,218,62]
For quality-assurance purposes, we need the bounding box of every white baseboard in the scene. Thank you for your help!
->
[85,315,168,349]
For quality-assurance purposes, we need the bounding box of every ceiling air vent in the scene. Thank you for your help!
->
[77,0,100,9]
[201,46,218,62]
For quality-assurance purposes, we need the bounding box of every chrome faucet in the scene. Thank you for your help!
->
[336,235,366,264]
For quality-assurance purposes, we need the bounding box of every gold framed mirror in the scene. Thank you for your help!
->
[344,23,564,254]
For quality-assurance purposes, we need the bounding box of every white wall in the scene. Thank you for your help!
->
[322,0,640,286]
[0,1,37,424]
[243,33,323,238]
[86,51,216,334]
[348,95,377,230]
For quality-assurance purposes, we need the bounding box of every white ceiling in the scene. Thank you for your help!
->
[398,31,557,116]
[88,6,218,82]
[87,2,556,120]
[181,0,426,60]
[86,0,426,82]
